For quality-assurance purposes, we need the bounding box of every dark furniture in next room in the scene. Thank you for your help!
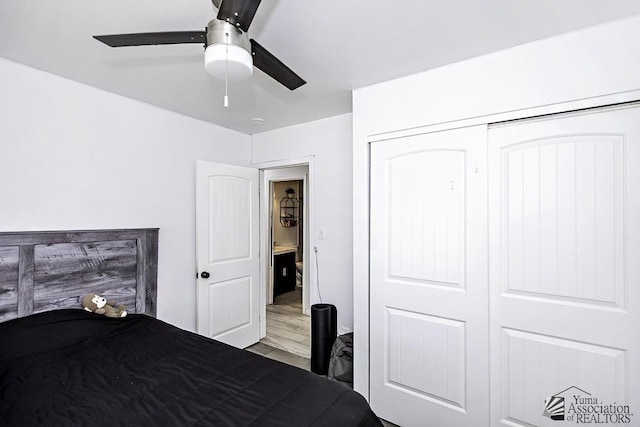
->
[274,250,296,297]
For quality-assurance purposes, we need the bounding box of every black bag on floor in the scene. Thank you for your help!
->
[328,332,353,388]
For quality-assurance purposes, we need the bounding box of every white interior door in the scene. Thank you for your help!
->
[489,106,640,426]
[196,160,260,349]
[370,126,489,427]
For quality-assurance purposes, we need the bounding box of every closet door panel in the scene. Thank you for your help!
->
[370,125,489,427]
[489,106,640,426]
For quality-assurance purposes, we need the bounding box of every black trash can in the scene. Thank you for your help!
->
[310,303,337,375]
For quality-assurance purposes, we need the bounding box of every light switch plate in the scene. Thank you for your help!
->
[318,227,326,239]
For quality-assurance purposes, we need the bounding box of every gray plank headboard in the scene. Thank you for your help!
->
[0,228,158,322]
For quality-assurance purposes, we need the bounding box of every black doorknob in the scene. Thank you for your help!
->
[200,271,210,279]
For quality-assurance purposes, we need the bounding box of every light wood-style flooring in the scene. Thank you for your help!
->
[246,287,311,369]
[245,342,310,370]
[263,287,310,359]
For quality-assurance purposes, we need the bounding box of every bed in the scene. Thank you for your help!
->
[0,229,380,426]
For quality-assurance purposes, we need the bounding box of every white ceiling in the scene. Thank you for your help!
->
[1,1,640,135]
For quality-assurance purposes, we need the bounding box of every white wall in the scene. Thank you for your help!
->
[0,58,251,331]
[252,114,353,332]
[353,15,640,398]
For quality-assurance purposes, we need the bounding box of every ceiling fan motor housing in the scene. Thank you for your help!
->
[205,19,253,81]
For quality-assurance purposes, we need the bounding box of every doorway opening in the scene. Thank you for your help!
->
[271,180,304,304]
[255,165,311,363]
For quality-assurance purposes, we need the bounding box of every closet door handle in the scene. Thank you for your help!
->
[200,271,210,279]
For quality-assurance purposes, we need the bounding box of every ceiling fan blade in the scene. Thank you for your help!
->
[93,31,206,47]
[217,0,262,32]
[250,39,306,91]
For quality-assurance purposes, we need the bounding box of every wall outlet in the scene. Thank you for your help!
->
[318,227,326,239]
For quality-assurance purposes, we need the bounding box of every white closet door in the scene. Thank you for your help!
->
[489,106,640,426]
[370,126,489,427]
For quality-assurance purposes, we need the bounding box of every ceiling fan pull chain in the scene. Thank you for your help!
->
[224,32,229,108]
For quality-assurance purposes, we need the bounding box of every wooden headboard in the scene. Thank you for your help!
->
[0,229,158,322]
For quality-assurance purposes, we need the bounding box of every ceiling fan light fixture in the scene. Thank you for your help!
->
[92,10,306,92]
[204,43,253,81]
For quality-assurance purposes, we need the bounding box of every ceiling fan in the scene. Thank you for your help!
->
[93,0,306,102]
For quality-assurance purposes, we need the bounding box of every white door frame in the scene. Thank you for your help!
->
[252,156,316,339]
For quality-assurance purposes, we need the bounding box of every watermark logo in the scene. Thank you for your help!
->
[544,395,566,421]
[543,386,634,424]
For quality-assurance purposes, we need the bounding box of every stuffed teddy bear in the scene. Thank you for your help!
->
[81,293,127,318]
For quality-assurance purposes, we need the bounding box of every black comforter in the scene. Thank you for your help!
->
[0,310,381,426]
